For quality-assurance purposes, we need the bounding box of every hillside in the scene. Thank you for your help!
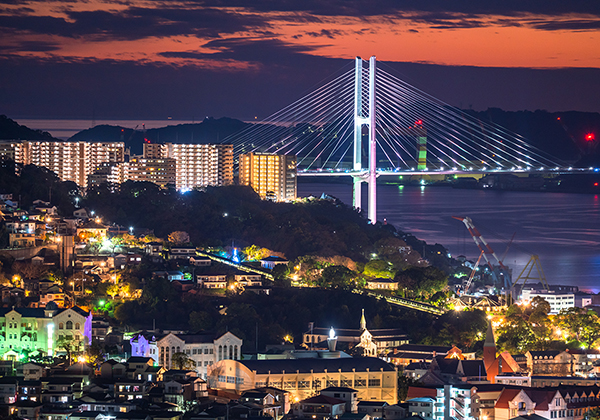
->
[69,117,248,155]
[0,115,57,141]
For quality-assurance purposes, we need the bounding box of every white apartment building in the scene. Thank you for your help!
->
[157,331,242,379]
[143,143,233,190]
[521,288,575,314]
[0,140,124,187]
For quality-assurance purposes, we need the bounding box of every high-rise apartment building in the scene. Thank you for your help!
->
[239,152,297,202]
[124,158,176,187]
[1,139,232,191]
[143,143,233,191]
[0,140,124,187]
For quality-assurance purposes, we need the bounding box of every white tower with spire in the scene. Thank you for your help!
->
[360,308,366,331]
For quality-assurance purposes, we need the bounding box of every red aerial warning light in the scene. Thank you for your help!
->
[585,133,595,141]
[415,119,423,126]
[557,117,561,121]
[595,182,599,187]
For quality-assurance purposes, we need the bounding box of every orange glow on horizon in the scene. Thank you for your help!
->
[0,3,599,70]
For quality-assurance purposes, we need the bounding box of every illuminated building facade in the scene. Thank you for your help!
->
[124,158,176,187]
[143,143,234,190]
[239,152,297,202]
[0,305,92,359]
[208,357,398,404]
[0,140,124,187]
[157,331,242,380]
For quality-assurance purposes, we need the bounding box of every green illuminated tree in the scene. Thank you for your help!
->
[363,259,395,279]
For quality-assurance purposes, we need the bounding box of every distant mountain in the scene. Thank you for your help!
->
[69,117,249,155]
[0,115,58,140]
[463,108,600,164]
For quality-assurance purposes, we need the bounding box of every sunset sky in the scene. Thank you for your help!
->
[1,0,600,119]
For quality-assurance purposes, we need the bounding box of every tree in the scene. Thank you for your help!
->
[556,307,600,349]
[189,311,212,331]
[171,352,195,370]
[168,231,190,245]
[320,265,357,290]
[86,339,105,367]
[363,260,395,279]
[56,335,77,365]
[398,374,416,402]
[107,284,119,300]
[585,407,600,420]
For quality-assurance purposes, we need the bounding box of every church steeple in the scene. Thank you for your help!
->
[360,309,366,331]
[483,320,496,370]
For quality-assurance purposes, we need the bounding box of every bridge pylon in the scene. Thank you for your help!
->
[353,56,377,223]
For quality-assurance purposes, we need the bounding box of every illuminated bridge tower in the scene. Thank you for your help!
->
[415,121,428,170]
[353,56,377,223]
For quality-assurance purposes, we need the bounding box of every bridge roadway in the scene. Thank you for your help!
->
[297,167,598,177]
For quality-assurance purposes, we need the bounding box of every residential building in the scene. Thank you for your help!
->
[0,140,125,187]
[157,332,242,379]
[295,395,346,420]
[365,278,399,290]
[208,357,398,405]
[143,143,233,190]
[239,152,297,202]
[260,256,289,270]
[0,304,92,359]
[197,274,227,289]
[124,158,176,187]
[521,288,575,314]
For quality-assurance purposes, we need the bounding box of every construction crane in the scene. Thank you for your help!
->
[463,250,484,295]
[510,255,550,304]
[452,216,512,290]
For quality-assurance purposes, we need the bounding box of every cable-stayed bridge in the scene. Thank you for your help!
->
[227,56,594,222]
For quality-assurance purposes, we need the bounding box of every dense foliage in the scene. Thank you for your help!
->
[82,182,400,262]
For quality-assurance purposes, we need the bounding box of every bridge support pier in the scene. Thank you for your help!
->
[368,56,377,223]
[353,56,377,222]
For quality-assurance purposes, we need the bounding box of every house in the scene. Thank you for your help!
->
[234,273,262,287]
[388,344,465,367]
[197,274,227,289]
[190,257,211,266]
[365,278,399,290]
[296,395,346,420]
[76,220,108,240]
[357,401,388,418]
[9,233,36,247]
[21,362,46,381]
[168,246,197,260]
[145,242,164,257]
[130,334,159,364]
[320,387,358,413]
[260,256,288,270]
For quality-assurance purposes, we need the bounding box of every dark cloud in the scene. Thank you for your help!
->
[529,19,600,31]
[0,39,61,52]
[0,7,269,40]
[305,29,345,38]
[159,37,329,68]
[188,0,600,18]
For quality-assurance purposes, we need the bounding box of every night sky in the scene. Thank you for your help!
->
[1,0,600,120]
